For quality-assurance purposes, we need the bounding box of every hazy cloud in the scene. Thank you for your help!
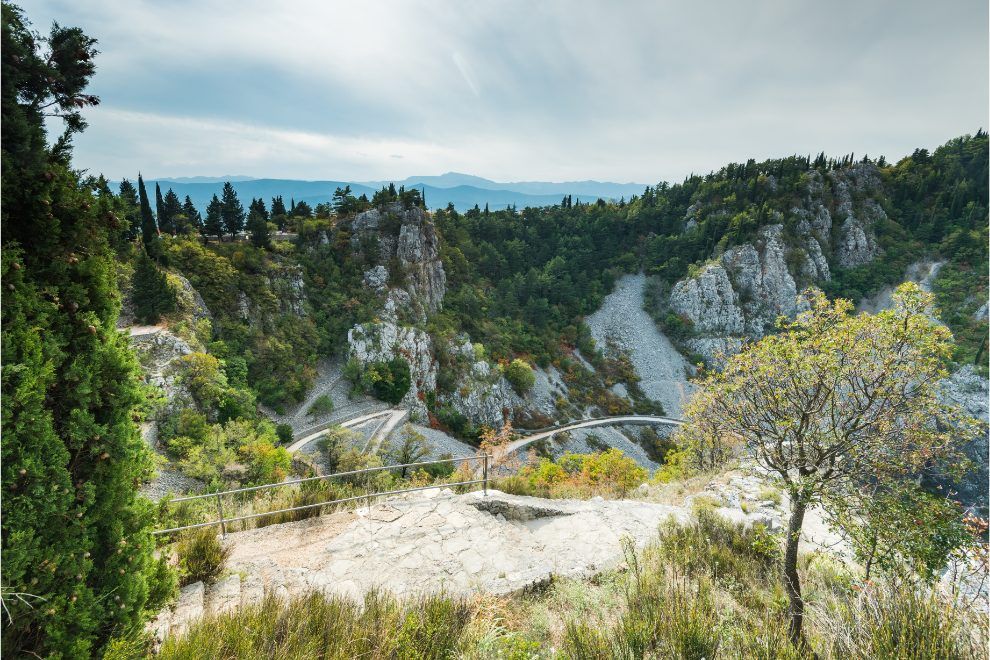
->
[21,0,989,182]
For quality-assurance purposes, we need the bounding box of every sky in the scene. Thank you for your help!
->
[21,0,990,184]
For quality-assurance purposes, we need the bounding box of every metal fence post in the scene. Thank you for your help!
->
[214,493,227,538]
[483,454,488,496]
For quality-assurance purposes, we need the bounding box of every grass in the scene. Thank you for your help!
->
[175,527,230,586]
[159,590,470,659]
[146,510,989,659]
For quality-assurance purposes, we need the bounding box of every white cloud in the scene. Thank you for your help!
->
[23,0,990,182]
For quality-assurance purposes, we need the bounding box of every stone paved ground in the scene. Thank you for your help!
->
[222,490,688,601]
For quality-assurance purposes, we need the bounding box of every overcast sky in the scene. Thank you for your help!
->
[22,0,990,183]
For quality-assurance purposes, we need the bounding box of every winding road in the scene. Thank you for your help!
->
[502,415,685,456]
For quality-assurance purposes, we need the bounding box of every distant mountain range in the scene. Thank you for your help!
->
[134,173,647,213]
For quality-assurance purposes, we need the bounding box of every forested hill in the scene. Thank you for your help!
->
[118,132,987,414]
[433,133,988,367]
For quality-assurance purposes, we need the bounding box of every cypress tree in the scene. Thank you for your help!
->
[131,250,177,323]
[220,181,244,239]
[154,182,166,233]
[1,6,168,656]
[203,193,224,242]
[136,174,159,258]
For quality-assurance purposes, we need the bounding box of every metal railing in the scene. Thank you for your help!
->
[153,454,490,538]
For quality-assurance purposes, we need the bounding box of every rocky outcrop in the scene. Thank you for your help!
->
[940,366,989,511]
[829,164,884,268]
[129,327,195,414]
[347,321,437,419]
[435,337,522,430]
[350,203,446,322]
[668,225,801,364]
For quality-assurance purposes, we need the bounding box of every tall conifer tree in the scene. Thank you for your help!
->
[1,6,168,656]
[203,193,224,242]
[220,181,244,239]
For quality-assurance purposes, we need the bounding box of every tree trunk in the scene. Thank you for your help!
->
[784,497,807,646]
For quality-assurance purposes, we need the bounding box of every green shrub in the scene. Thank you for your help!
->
[307,393,334,418]
[176,527,230,586]
[505,358,536,394]
[275,423,294,445]
[361,357,412,404]
[145,554,179,612]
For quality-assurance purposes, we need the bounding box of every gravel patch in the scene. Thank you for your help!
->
[141,466,205,501]
[585,274,694,416]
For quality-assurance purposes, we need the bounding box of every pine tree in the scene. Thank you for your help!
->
[2,6,168,656]
[249,197,268,221]
[117,179,140,240]
[181,195,201,234]
[160,188,182,235]
[220,181,244,239]
[202,193,224,242]
[247,209,271,249]
[270,195,287,230]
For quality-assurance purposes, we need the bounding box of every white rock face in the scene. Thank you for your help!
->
[941,366,989,510]
[349,204,446,321]
[830,165,884,268]
[436,337,523,429]
[363,265,388,293]
[669,263,744,336]
[668,225,800,364]
[347,321,437,419]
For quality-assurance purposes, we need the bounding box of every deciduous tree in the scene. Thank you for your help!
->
[678,284,972,646]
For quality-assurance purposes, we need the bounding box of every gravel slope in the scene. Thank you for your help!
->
[585,274,694,416]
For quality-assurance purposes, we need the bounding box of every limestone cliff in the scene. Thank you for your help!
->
[349,202,446,322]
[669,224,802,364]
[665,163,889,364]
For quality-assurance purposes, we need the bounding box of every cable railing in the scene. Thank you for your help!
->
[153,454,491,538]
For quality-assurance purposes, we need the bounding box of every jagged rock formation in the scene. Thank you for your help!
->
[669,225,802,364]
[435,337,523,429]
[348,322,437,419]
[941,366,990,511]
[345,205,529,429]
[664,163,891,364]
[129,327,195,416]
[350,203,446,321]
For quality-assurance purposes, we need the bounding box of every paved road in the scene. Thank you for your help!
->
[503,415,685,456]
[286,409,403,453]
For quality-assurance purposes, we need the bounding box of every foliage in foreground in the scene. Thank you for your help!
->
[175,528,230,587]
[1,6,166,656]
[158,590,470,659]
[149,510,987,659]
[498,448,648,499]
[675,283,976,643]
